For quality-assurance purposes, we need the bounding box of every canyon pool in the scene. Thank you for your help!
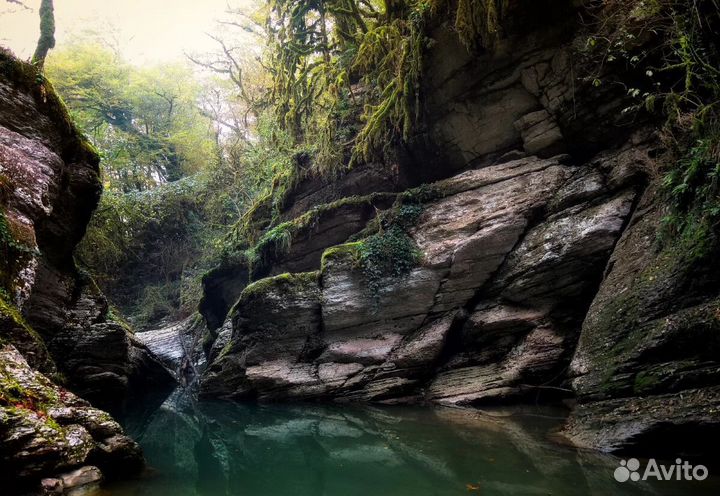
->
[100,391,719,496]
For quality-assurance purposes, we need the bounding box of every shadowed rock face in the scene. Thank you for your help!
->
[562,185,720,455]
[1,51,174,490]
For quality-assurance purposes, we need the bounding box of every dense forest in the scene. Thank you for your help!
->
[1,0,719,494]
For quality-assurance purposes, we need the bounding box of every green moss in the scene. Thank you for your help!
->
[399,182,445,204]
[0,299,51,370]
[320,195,424,302]
[589,239,719,398]
[320,242,363,272]
[633,370,663,394]
[217,340,235,360]
[247,222,295,268]
[107,305,133,334]
[358,226,422,299]
[238,271,319,303]
[239,192,395,281]
[0,377,26,405]
[226,166,303,249]
[0,294,44,346]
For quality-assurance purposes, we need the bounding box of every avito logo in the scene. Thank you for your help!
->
[614,458,709,482]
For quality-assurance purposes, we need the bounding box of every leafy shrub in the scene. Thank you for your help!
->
[584,0,720,254]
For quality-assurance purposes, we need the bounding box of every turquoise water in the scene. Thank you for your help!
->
[102,391,718,496]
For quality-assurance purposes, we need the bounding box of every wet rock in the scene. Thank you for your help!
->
[52,466,102,495]
[134,316,206,382]
[0,345,143,493]
[40,477,64,494]
[201,272,322,398]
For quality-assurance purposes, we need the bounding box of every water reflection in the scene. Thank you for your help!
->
[103,390,719,496]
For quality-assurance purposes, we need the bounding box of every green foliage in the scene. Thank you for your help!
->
[584,0,720,254]
[46,43,217,191]
[662,127,720,258]
[46,42,226,326]
[222,113,304,249]
[76,174,218,325]
[265,0,508,174]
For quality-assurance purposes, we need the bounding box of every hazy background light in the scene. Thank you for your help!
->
[0,0,257,64]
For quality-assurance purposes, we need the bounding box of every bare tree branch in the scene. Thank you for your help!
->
[5,0,32,11]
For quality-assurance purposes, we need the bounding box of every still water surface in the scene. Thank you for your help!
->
[100,390,718,496]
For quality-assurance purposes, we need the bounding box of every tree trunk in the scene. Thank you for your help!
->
[32,0,55,68]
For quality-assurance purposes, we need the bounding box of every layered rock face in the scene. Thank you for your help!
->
[201,151,642,405]
[199,4,719,456]
[0,50,174,414]
[1,51,173,490]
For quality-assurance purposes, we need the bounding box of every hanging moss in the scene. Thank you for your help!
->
[454,0,507,51]
[264,0,510,176]
[31,0,56,68]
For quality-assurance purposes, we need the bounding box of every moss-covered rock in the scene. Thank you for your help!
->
[0,345,143,493]
[199,271,322,400]
[566,185,720,452]
[0,293,53,372]
[200,193,395,330]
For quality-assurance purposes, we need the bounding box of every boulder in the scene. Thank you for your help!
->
[0,345,143,494]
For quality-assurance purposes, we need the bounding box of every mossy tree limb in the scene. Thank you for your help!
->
[31,0,55,69]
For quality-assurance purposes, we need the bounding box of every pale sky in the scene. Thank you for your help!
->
[0,0,260,64]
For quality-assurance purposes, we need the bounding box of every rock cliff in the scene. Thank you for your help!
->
[199,3,719,456]
[0,49,173,491]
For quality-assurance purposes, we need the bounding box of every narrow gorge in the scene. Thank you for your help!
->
[1,0,719,494]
